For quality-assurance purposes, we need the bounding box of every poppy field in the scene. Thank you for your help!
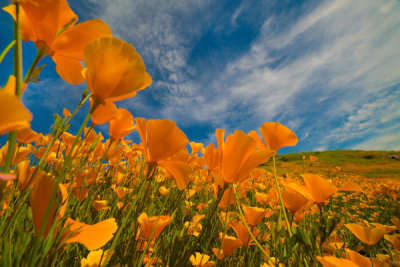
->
[1,1,400,266]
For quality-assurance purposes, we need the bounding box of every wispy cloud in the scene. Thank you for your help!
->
[194,0,400,149]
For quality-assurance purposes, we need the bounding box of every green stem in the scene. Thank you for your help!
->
[214,195,231,265]
[272,156,292,237]
[13,3,22,97]
[178,183,229,265]
[0,40,15,65]
[23,48,46,83]
[56,100,98,181]
[104,174,150,265]
[233,183,273,265]
[28,104,97,264]
[0,91,91,241]
[2,3,22,174]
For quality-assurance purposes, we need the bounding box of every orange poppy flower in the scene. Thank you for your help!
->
[4,0,112,84]
[90,100,119,125]
[242,205,266,226]
[137,212,172,240]
[258,122,298,151]
[81,249,113,267]
[60,131,78,147]
[82,37,152,103]
[62,108,71,117]
[93,200,110,212]
[212,233,241,259]
[345,223,386,245]
[83,127,104,146]
[135,118,191,189]
[189,142,204,155]
[204,144,219,173]
[185,215,205,237]
[0,78,32,136]
[136,118,188,162]
[323,231,344,252]
[345,249,383,267]
[189,252,215,267]
[16,160,37,190]
[220,130,275,183]
[159,186,170,196]
[281,188,310,213]
[30,172,68,237]
[337,182,365,194]
[391,217,400,231]
[316,256,358,267]
[16,127,39,144]
[370,223,396,234]
[213,184,235,208]
[254,192,269,205]
[108,108,135,141]
[204,129,225,172]
[64,218,118,250]
[247,130,269,150]
[72,187,89,202]
[285,174,337,204]
[384,234,400,252]
[230,219,258,247]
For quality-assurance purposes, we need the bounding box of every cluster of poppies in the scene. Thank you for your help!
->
[1,0,399,266]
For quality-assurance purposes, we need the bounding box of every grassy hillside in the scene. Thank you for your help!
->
[265,150,400,179]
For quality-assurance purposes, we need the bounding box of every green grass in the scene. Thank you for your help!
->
[266,150,400,179]
[277,150,399,164]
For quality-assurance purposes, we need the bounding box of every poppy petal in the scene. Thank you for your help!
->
[65,218,118,250]
[0,91,32,136]
[52,54,84,84]
[52,19,112,59]
[158,160,192,190]
[259,122,298,151]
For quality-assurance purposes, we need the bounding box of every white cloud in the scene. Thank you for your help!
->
[206,0,400,149]
[353,131,400,151]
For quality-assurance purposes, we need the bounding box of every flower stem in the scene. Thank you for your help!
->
[177,182,228,265]
[0,40,15,65]
[273,155,292,237]
[2,3,22,174]
[233,183,273,265]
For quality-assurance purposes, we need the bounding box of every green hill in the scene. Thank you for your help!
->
[265,150,400,179]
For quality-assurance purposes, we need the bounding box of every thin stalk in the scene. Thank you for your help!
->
[28,104,96,265]
[0,92,90,240]
[56,101,98,180]
[214,187,232,264]
[177,183,229,265]
[104,174,150,265]
[232,183,273,265]
[2,3,22,174]
[272,156,292,237]
[0,40,15,65]
[23,47,46,83]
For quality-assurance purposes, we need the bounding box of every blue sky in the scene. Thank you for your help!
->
[1,0,400,153]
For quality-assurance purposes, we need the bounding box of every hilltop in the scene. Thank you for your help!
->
[265,150,400,179]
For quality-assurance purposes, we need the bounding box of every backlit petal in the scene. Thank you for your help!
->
[158,160,192,190]
[52,19,112,59]
[52,54,84,84]
[345,223,385,245]
[146,119,189,162]
[221,131,256,183]
[0,91,32,136]
[259,122,298,151]
[65,218,118,250]
[84,37,147,102]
